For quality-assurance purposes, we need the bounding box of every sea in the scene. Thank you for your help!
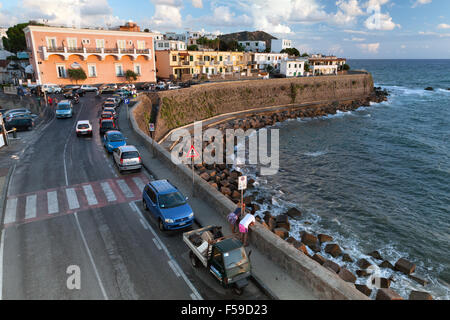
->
[235,60,450,300]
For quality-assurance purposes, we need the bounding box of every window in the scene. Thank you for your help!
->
[164,42,169,48]
[117,40,126,49]
[137,41,145,50]
[67,38,77,49]
[88,64,97,77]
[134,63,141,75]
[47,37,57,48]
[96,39,105,48]
[219,56,223,61]
[172,55,177,62]
[115,64,124,76]
[128,40,133,46]
[158,42,163,48]
[82,39,90,45]
[56,65,66,78]
[189,55,193,62]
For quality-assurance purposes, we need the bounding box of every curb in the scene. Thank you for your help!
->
[0,164,15,230]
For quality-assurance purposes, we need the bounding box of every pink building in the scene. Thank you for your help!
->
[24,25,157,85]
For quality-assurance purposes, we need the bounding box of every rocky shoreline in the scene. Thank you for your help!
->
[184,87,433,300]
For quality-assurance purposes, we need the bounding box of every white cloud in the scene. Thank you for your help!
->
[412,0,432,8]
[364,12,399,30]
[437,23,450,29]
[358,42,380,53]
[149,0,183,29]
[191,0,203,8]
[344,37,366,41]
[332,0,364,26]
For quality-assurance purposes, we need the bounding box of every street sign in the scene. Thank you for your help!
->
[124,98,130,104]
[238,176,247,190]
[187,145,199,158]
[149,123,155,132]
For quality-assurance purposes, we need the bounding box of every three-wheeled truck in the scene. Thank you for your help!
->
[183,225,252,295]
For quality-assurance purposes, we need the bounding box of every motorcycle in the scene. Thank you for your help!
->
[73,95,80,104]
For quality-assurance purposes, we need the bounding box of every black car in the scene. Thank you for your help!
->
[62,85,80,93]
[4,113,34,131]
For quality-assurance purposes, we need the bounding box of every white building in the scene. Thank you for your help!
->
[0,28,7,50]
[271,39,292,53]
[253,52,288,71]
[238,41,266,52]
[308,54,346,75]
[155,40,187,51]
[280,59,306,77]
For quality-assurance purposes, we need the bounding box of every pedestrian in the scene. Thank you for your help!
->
[239,213,255,247]
[53,97,58,106]
[227,201,243,234]
[47,96,53,106]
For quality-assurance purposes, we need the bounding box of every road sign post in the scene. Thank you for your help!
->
[149,123,155,158]
[238,175,247,216]
[187,145,199,197]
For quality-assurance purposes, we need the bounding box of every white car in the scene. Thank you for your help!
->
[168,84,181,90]
[119,84,135,90]
[76,120,93,137]
[42,84,62,93]
[80,85,98,92]
[113,145,142,172]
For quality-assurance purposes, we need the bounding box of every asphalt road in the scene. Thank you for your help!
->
[0,93,267,300]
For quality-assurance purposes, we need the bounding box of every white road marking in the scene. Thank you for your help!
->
[47,191,59,214]
[139,218,148,230]
[132,177,146,192]
[101,182,117,202]
[25,194,37,219]
[117,179,134,198]
[0,231,4,300]
[152,238,161,250]
[130,202,203,300]
[168,260,181,278]
[190,293,199,300]
[4,198,18,224]
[74,213,108,300]
[83,184,98,206]
[66,188,80,210]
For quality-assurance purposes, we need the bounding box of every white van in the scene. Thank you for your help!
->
[42,84,62,93]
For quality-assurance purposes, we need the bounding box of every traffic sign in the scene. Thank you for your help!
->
[149,123,155,132]
[238,176,247,190]
[124,98,130,104]
[187,145,199,158]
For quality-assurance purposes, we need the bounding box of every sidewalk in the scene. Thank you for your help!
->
[119,103,317,300]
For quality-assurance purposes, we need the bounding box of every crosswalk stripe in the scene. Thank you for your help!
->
[47,191,59,214]
[66,188,80,210]
[25,194,37,219]
[132,177,146,193]
[117,179,134,198]
[4,198,17,224]
[101,182,117,202]
[83,184,98,206]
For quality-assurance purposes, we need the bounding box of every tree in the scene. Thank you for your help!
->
[280,48,300,56]
[2,21,44,53]
[144,28,150,32]
[68,68,87,84]
[301,53,309,57]
[187,44,198,51]
[342,63,350,71]
[304,63,310,73]
[125,70,138,84]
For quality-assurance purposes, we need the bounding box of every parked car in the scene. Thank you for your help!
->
[99,118,117,135]
[55,100,74,118]
[112,94,123,104]
[103,130,126,153]
[76,120,93,137]
[99,111,114,123]
[103,107,117,118]
[105,97,119,107]
[2,108,32,119]
[155,83,166,91]
[4,113,34,131]
[119,84,135,91]
[106,83,118,89]
[142,179,194,231]
[80,85,98,92]
[63,89,84,99]
[113,145,142,172]
[62,85,80,93]
[102,101,117,110]
[42,84,62,93]
[168,84,181,90]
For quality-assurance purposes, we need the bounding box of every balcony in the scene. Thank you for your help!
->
[224,61,234,66]
[42,46,152,61]
[195,61,205,66]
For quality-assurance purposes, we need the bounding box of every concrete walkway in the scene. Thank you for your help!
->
[119,103,317,300]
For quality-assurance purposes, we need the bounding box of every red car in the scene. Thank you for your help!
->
[99,118,117,135]
[99,111,114,123]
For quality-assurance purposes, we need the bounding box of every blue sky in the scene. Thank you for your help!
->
[1,0,449,58]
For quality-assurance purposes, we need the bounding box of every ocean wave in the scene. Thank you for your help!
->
[304,150,328,157]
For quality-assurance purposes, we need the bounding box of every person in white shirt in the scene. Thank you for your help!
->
[239,213,255,247]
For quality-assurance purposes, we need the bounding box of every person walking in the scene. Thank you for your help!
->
[227,202,243,234]
[239,213,255,247]
[47,96,53,106]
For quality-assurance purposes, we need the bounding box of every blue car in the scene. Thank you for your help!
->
[55,100,73,119]
[103,130,126,153]
[142,180,194,231]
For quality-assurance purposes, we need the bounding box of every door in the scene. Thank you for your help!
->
[113,148,120,165]
[144,186,158,216]
[209,247,225,284]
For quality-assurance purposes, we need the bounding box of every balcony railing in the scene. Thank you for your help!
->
[47,46,65,53]
[195,61,205,66]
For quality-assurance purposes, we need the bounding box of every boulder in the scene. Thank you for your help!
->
[338,268,357,283]
[301,232,318,247]
[231,191,240,199]
[372,277,391,289]
[209,170,217,178]
[424,87,434,91]
[318,234,333,244]
[357,258,372,270]
[263,212,272,224]
[294,241,309,255]
[208,182,218,189]
[311,253,326,265]
[408,274,428,286]
[323,260,340,273]
[220,187,232,196]
[286,207,302,219]
[261,221,270,230]
[379,260,395,270]
[376,288,403,300]
[243,196,253,205]
[409,291,433,300]
[219,180,230,187]
[324,244,342,258]
[356,270,371,277]
[286,236,297,245]
[368,251,383,261]
[394,258,416,275]
[200,172,210,181]
[342,253,354,263]
[268,217,277,231]
[355,284,372,297]
[273,228,289,240]
[230,170,240,179]
[275,214,291,231]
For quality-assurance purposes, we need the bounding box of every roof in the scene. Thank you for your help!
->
[215,238,243,253]
[118,145,138,152]
[150,180,177,194]
[105,130,122,135]
[77,120,91,125]
[57,100,71,104]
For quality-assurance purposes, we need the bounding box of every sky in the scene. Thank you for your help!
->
[0,0,449,58]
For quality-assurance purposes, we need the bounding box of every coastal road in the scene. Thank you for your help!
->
[0,93,267,300]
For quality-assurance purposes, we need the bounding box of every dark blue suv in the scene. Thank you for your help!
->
[142,180,194,231]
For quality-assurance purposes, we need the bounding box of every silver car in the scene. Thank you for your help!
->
[113,145,143,172]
